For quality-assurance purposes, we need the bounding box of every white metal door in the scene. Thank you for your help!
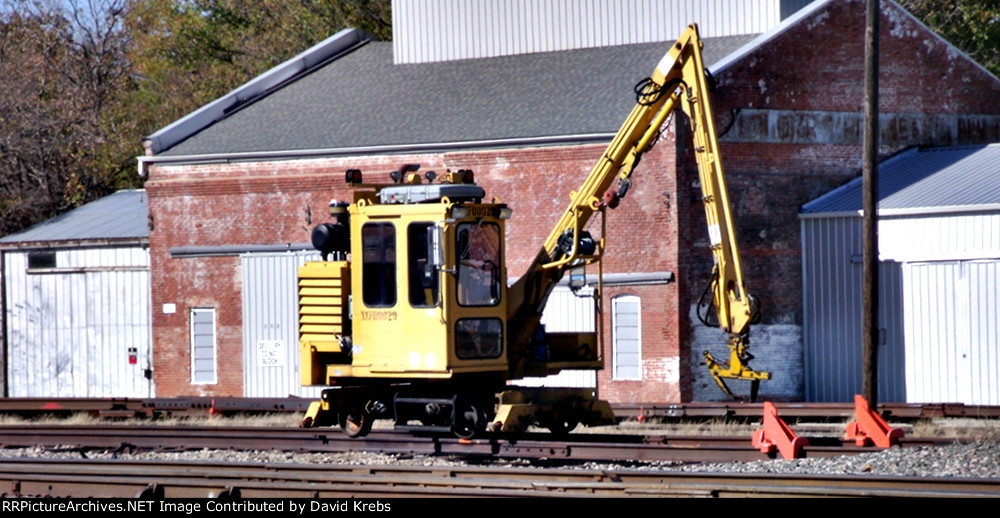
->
[903,260,999,404]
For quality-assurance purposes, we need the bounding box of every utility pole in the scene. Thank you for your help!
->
[862,0,880,406]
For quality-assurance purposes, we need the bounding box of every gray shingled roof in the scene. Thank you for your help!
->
[801,145,1000,215]
[0,190,148,247]
[158,35,757,156]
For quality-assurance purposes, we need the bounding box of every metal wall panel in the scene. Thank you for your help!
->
[800,217,906,402]
[4,247,152,397]
[241,251,324,398]
[392,0,805,64]
[515,286,597,388]
[903,260,1000,405]
[880,213,1000,262]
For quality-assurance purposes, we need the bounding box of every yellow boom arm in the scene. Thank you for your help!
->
[507,24,769,399]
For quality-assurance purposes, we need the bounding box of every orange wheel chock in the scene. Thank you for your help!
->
[752,401,809,460]
[845,395,904,448]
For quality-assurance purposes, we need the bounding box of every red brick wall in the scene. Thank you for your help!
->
[146,144,682,399]
[675,0,1000,401]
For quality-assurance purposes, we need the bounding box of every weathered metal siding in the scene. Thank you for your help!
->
[392,0,810,64]
[903,260,999,405]
[880,213,1000,262]
[4,247,152,397]
[241,252,324,398]
[800,216,906,402]
[515,286,597,388]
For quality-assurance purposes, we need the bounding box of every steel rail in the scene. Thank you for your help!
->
[0,457,997,498]
[1,397,998,421]
[0,425,954,464]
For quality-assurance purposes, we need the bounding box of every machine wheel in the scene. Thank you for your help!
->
[544,419,579,436]
[339,405,373,438]
[452,399,485,439]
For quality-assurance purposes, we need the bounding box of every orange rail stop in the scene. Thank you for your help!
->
[752,401,809,460]
[845,394,904,448]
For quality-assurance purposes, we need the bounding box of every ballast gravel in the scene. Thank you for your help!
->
[2,425,998,479]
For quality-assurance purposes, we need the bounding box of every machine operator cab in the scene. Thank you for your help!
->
[299,166,512,385]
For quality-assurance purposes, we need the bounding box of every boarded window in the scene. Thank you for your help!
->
[612,295,641,380]
[191,308,217,384]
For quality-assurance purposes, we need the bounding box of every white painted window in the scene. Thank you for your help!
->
[612,295,642,380]
[190,308,217,384]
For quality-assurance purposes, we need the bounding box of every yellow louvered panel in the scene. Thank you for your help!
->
[299,287,344,297]
[299,295,345,306]
[300,315,343,324]
[299,305,344,316]
[299,274,341,282]
[300,324,343,335]
[297,260,351,342]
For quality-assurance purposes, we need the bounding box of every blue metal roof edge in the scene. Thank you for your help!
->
[143,28,372,156]
[800,144,1000,216]
[799,147,921,214]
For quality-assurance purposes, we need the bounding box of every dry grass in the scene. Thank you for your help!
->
[0,412,304,428]
[2,411,998,442]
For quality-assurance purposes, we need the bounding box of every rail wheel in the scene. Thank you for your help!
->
[545,419,579,436]
[339,404,373,438]
[452,398,485,439]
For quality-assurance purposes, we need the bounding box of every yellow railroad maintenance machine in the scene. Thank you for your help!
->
[298,24,769,437]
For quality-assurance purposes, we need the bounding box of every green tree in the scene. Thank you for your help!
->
[126,0,391,144]
[898,0,1000,77]
[0,0,136,236]
[0,0,390,237]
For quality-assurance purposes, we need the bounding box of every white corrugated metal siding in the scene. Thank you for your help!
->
[4,247,152,397]
[880,213,1000,262]
[514,286,597,388]
[392,0,809,64]
[903,260,999,405]
[800,216,906,402]
[803,209,1000,404]
[241,251,324,398]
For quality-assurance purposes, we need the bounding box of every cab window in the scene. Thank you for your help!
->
[361,223,396,307]
[456,222,501,306]
[407,222,439,308]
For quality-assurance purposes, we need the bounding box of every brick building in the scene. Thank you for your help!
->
[139,0,1000,401]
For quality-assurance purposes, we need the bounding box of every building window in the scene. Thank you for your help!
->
[190,308,217,384]
[27,251,57,270]
[612,295,641,380]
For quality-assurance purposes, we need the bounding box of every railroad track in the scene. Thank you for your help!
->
[1,457,998,498]
[2,397,998,421]
[0,424,955,464]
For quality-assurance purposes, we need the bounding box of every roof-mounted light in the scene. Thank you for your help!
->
[451,207,469,220]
